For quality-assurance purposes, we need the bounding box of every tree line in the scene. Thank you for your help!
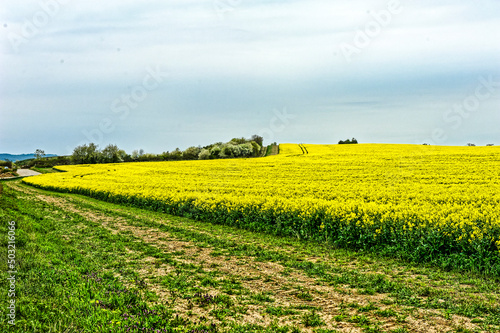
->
[338,138,358,144]
[72,136,263,164]
[19,135,265,167]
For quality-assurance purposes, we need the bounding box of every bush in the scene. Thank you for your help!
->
[238,143,253,157]
[210,146,222,158]
[169,149,183,161]
[183,146,201,160]
[220,144,241,158]
[230,137,247,145]
[137,153,162,162]
[339,138,358,144]
[199,149,210,160]
[0,160,13,169]
[250,141,261,156]
[251,135,264,147]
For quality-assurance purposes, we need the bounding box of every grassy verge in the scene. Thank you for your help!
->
[30,167,61,174]
[265,144,279,156]
[1,181,499,332]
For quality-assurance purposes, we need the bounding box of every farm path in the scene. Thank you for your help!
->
[7,180,499,333]
[0,168,41,180]
[16,169,41,177]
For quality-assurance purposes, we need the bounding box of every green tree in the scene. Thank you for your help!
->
[170,148,182,160]
[199,149,210,160]
[72,143,99,164]
[250,141,261,156]
[338,138,358,144]
[117,149,127,161]
[182,146,201,160]
[85,143,100,163]
[230,137,247,145]
[35,149,45,160]
[238,143,253,157]
[34,149,46,166]
[72,145,87,164]
[101,144,121,163]
[131,150,139,160]
[251,134,264,147]
[210,145,222,158]
[220,145,232,158]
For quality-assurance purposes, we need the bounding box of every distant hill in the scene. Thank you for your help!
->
[0,153,58,162]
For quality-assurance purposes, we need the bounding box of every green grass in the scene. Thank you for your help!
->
[31,167,61,174]
[301,310,324,327]
[0,185,183,332]
[1,180,500,332]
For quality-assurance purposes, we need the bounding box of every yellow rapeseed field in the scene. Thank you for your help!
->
[24,144,500,274]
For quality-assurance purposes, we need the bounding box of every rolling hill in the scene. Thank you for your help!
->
[0,153,57,162]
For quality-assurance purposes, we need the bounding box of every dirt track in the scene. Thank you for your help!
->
[5,180,497,332]
[14,169,41,177]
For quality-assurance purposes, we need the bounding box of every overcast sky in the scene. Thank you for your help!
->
[1,0,499,155]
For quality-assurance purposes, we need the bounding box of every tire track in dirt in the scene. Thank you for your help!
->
[8,181,483,333]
